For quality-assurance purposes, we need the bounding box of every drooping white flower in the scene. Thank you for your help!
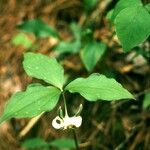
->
[52,115,82,130]
[52,104,82,130]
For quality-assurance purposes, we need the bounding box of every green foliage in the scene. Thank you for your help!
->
[22,138,49,150]
[22,138,75,150]
[65,74,134,101]
[70,22,81,40]
[54,23,81,54]
[0,84,61,123]
[106,9,114,22]
[23,52,64,90]
[54,40,81,54]
[110,0,150,52]
[17,19,59,38]
[115,6,150,52]
[49,138,75,149]
[54,22,106,72]
[11,33,33,49]
[16,19,106,72]
[111,0,142,21]
[0,53,134,124]
[143,92,150,110]
[80,41,106,72]
[83,0,99,11]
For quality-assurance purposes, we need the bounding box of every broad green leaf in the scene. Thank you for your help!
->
[111,0,142,21]
[0,84,61,123]
[11,33,33,49]
[80,41,106,72]
[54,40,81,54]
[22,138,49,150]
[17,19,59,38]
[23,52,64,90]
[143,92,150,109]
[65,74,134,101]
[49,138,75,149]
[115,6,150,52]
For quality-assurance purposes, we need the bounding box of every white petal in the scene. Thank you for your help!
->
[63,116,82,129]
[52,116,64,129]
[72,116,82,127]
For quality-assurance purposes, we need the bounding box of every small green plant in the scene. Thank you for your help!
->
[22,138,75,150]
[0,52,134,149]
[11,33,34,49]
[17,19,107,72]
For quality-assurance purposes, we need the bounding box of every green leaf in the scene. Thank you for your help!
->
[49,138,75,149]
[65,74,134,101]
[106,9,114,22]
[70,22,81,40]
[84,0,99,11]
[54,40,81,54]
[54,22,81,54]
[11,33,33,49]
[23,52,64,90]
[143,92,150,109]
[80,41,106,72]
[22,138,49,150]
[115,6,150,52]
[112,0,142,21]
[0,84,61,123]
[17,19,59,38]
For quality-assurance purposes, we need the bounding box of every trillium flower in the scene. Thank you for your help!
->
[52,104,82,130]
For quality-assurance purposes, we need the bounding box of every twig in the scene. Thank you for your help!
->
[79,141,91,148]
[114,123,143,150]
[18,113,43,138]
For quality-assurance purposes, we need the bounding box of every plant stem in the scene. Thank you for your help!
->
[62,92,79,150]
[62,92,68,116]
[72,129,80,150]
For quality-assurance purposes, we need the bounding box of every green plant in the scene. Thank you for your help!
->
[17,19,59,39]
[22,138,75,150]
[110,0,150,52]
[11,33,34,49]
[2,0,149,149]
[0,52,134,149]
[12,0,150,73]
[16,20,107,72]
[143,92,150,110]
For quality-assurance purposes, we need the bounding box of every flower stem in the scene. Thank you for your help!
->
[62,92,68,116]
[62,92,79,150]
[72,129,80,150]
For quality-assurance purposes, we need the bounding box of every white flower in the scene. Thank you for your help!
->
[52,115,82,130]
[52,104,83,130]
